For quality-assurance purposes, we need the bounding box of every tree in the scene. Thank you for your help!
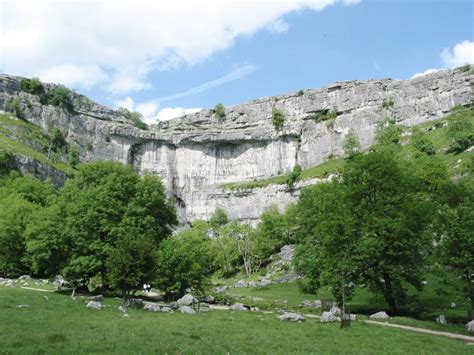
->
[343,129,360,158]
[411,127,435,155]
[445,108,474,153]
[107,233,157,304]
[214,103,226,119]
[21,77,44,95]
[47,85,73,110]
[375,118,402,147]
[433,177,474,318]
[272,108,285,130]
[286,164,302,189]
[155,227,215,298]
[52,162,176,289]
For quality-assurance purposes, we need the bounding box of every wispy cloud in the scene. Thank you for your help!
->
[158,64,258,103]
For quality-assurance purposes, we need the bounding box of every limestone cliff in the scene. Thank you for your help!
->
[0,69,472,223]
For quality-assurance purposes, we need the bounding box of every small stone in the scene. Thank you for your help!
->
[205,295,215,304]
[123,313,129,318]
[180,306,196,314]
[450,302,456,308]
[370,311,389,319]
[320,311,337,323]
[330,305,341,316]
[250,307,260,312]
[252,297,264,302]
[278,312,305,322]
[169,302,179,310]
[89,294,104,302]
[86,301,102,310]
[160,307,173,313]
[436,315,447,325]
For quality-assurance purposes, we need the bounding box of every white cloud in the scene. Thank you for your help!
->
[411,68,441,79]
[114,97,136,111]
[441,40,474,68]
[156,107,203,122]
[0,0,358,93]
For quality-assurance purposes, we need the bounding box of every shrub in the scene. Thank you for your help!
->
[456,64,471,73]
[213,103,225,119]
[286,164,302,188]
[118,108,148,130]
[69,146,79,167]
[7,98,23,118]
[297,90,305,96]
[272,108,285,130]
[47,85,73,111]
[312,109,337,123]
[382,98,395,110]
[411,127,435,155]
[20,78,44,95]
[105,134,111,143]
[343,129,361,157]
[446,110,474,153]
[51,128,67,153]
[376,118,402,146]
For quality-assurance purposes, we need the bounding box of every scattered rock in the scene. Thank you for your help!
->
[86,301,103,310]
[436,315,447,325]
[18,275,31,281]
[53,275,65,290]
[235,280,247,288]
[215,286,227,293]
[231,303,248,311]
[89,295,104,302]
[143,303,161,312]
[169,302,179,310]
[370,311,389,319]
[177,294,197,307]
[278,312,305,322]
[252,297,264,302]
[160,306,173,313]
[123,313,129,318]
[118,306,126,312]
[300,300,321,308]
[250,307,260,312]
[258,278,271,286]
[180,306,196,314]
[450,302,456,308]
[330,305,341,316]
[320,311,337,323]
[205,295,215,304]
[466,320,474,333]
[128,298,143,307]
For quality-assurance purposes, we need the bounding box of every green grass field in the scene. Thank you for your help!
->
[0,286,473,354]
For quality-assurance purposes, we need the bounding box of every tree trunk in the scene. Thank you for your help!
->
[383,273,398,315]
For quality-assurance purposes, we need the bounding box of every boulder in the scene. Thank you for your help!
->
[160,307,173,313]
[169,302,179,310]
[235,280,247,288]
[370,311,389,319]
[330,305,341,316]
[18,275,31,281]
[86,301,103,310]
[466,320,474,333]
[143,303,161,312]
[258,278,271,286]
[278,312,306,322]
[180,306,196,314]
[205,295,215,304]
[436,315,447,325]
[320,311,337,323]
[231,303,248,311]
[177,294,197,307]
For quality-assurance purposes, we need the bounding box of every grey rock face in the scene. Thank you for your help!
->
[1,70,472,223]
[370,311,389,319]
[86,301,103,310]
[278,312,306,322]
[466,320,474,333]
[143,303,161,312]
[320,311,338,323]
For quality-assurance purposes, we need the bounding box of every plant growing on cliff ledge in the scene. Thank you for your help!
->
[20,77,44,95]
[286,164,302,189]
[118,108,148,130]
[382,98,395,110]
[272,108,285,130]
[213,103,226,119]
[312,109,337,123]
[7,98,23,119]
[343,129,361,158]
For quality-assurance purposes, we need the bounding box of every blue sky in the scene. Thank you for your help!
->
[1,0,473,121]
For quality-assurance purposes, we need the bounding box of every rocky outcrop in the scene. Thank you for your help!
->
[1,69,472,223]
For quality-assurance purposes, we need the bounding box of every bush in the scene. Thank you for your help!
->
[69,146,79,167]
[213,103,225,119]
[312,109,337,123]
[411,127,435,155]
[343,129,360,157]
[118,108,148,130]
[7,98,23,118]
[272,108,285,130]
[20,78,44,95]
[105,134,111,143]
[297,90,305,96]
[446,111,474,153]
[382,98,395,110]
[376,118,402,146]
[46,85,73,111]
[51,128,67,153]
[286,164,302,189]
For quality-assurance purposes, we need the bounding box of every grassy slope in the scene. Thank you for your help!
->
[0,114,73,174]
[0,287,472,354]
[221,106,474,190]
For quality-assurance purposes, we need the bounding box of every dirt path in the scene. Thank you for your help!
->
[365,320,474,343]
[20,286,53,292]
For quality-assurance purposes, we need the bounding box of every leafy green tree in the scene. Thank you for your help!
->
[47,85,73,110]
[286,164,302,189]
[107,233,157,303]
[21,77,44,95]
[343,129,361,158]
[375,118,402,147]
[7,98,23,118]
[445,108,474,152]
[272,108,285,130]
[432,177,474,317]
[155,228,215,298]
[214,103,226,118]
[69,146,79,167]
[54,162,176,289]
[411,127,435,155]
